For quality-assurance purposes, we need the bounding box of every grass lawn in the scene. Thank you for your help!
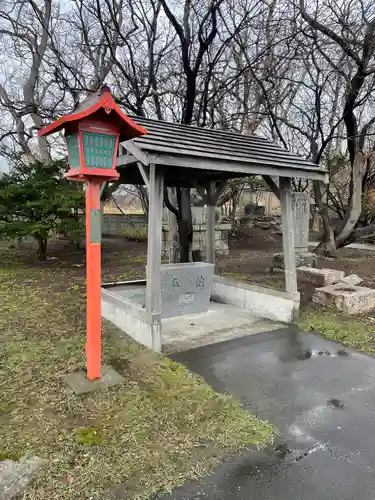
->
[0,240,274,500]
[300,306,375,355]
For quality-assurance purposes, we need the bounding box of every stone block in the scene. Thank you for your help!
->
[292,192,310,253]
[0,457,47,499]
[192,207,206,225]
[297,267,345,286]
[216,239,226,250]
[341,274,363,286]
[161,226,230,262]
[273,252,316,270]
[159,262,214,318]
[313,283,375,314]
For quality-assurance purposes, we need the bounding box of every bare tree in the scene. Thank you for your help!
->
[0,0,54,164]
[3,0,375,262]
[297,0,375,255]
[160,0,265,261]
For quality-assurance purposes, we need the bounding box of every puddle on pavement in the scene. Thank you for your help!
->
[292,442,326,462]
[273,440,327,464]
[282,347,350,362]
[278,330,350,362]
[327,397,346,409]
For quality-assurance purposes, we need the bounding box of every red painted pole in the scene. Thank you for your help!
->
[85,180,102,380]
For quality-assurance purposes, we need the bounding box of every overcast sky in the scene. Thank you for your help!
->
[0,157,8,172]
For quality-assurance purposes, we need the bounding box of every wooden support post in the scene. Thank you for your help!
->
[85,180,102,380]
[146,164,164,315]
[280,177,297,294]
[206,182,216,265]
[137,162,150,190]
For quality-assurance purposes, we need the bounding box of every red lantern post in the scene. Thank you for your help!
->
[85,179,102,379]
[39,86,146,379]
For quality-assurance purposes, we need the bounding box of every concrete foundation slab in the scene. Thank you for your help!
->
[313,283,375,314]
[273,252,316,270]
[102,275,300,353]
[162,302,284,353]
[212,275,300,323]
[63,365,125,394]
[297,267,345,286]
[103,282,146,307]
[101,282,162,352]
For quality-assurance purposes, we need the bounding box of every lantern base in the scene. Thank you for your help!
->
[62,365,125,394]
[65,167,120,182]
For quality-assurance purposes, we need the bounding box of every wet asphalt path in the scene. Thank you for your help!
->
[159,327,375,499]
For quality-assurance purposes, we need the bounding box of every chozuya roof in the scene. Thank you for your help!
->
[38,86,147,141]
[118,115,328,182]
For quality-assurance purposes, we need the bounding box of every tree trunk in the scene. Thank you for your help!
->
[231,196,237,228]
[313,180,337,257]
[178,187,193,263]
[313,153,365,255]
[37,237,47,260]
[335,153,364,248]
[320,212,337,256]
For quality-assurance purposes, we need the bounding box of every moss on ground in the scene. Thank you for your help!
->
[75,427,103,446]
[0,241,274,500]
[300,306,375,355]
[221,272,250,282]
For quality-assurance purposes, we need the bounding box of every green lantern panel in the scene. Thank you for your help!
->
[82,132,116,169]
[66,134,80,169]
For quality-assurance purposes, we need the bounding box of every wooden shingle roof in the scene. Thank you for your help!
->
[116,116,328,186]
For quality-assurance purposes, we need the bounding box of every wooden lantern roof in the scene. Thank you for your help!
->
[38,86,147,141]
